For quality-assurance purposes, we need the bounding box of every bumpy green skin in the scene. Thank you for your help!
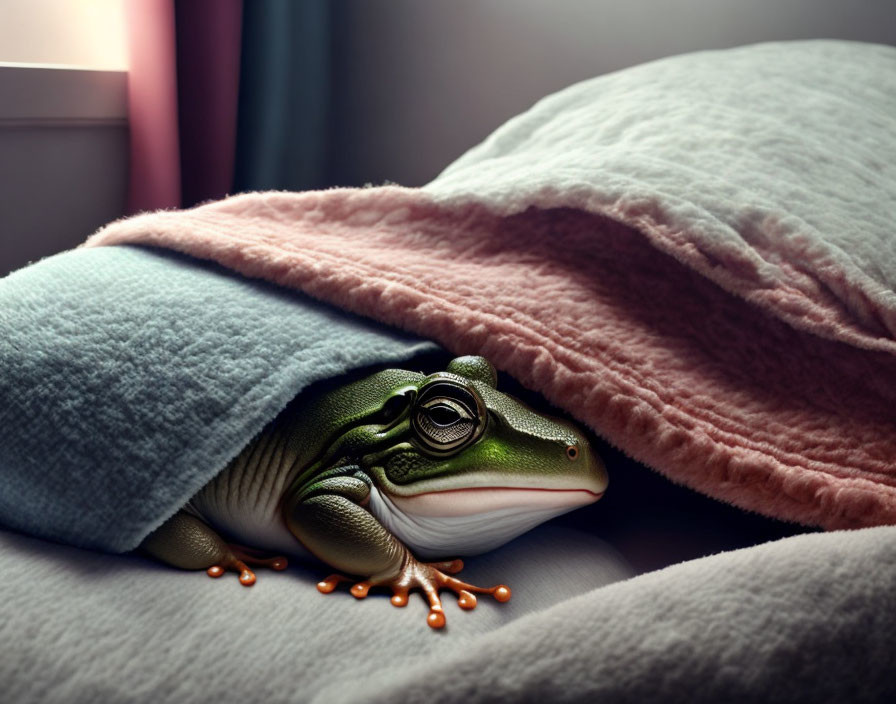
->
[282,356,603,576]
[141,356,607,625]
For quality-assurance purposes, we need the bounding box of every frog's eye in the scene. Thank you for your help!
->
[426,401,463,426]
[412,380,485,454]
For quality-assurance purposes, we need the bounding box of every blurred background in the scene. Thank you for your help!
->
[1,0,895,276]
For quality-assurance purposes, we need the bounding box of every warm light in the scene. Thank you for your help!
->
[0,0,128,71]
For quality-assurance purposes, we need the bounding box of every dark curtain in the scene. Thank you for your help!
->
[126,0,331,210]
[233,0,332,193]
[175,0,244,208]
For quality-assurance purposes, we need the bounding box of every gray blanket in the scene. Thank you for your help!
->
[2,524,892,702]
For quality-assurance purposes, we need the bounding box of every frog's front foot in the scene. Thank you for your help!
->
[206,544,288,586]
[317,557,511,629]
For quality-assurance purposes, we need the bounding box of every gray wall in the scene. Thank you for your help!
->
[0,66,127,276]
[328,0,896,187]
[3,1,894,275]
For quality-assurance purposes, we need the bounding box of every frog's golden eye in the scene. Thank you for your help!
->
[412,379,485,454]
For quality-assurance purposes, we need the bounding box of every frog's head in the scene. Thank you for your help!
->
[331,356,608,558]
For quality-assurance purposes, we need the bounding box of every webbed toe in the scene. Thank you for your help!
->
[206,545,289,586]
[315,555,510,629]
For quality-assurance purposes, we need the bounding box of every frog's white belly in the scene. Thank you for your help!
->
[188,458,311,559]
[191,495,311,559]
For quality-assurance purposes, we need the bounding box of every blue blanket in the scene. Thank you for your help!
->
[0,245,436,552]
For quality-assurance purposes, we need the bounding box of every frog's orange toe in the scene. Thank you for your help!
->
[493,585,512,602]
[457,590,477,610]
[317,573,350,593]
[427,608,447,629]
[317,579,337,594]
[230,546,289,572]
[350,582,371,599]
[313,558,511,629]
[204,562,255,585]
[205,546,288,586]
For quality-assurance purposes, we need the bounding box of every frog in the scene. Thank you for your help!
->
[140,355,608,628]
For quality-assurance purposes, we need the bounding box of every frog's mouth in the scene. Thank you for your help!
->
[389,486,603,516]
[366,485,604,559]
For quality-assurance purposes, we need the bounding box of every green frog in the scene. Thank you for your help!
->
[140,356,607,628]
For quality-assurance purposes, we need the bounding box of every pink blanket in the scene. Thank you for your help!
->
[86,40,896,530]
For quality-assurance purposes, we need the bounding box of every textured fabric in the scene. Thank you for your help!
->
[324,526,896,704]
[87,40,896,529]
[0,245,436,552]
[2,524,891,703]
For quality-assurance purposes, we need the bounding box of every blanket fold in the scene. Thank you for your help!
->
[80,40,896,532]
[2,523,892,703]
[318,525,896,704]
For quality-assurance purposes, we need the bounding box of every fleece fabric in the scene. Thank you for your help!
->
[84,40,896,530]
[323,525,896,704]
[0,245,436,551]
[1,524,892,704]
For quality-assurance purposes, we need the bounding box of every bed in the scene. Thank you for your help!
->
[2,40,895,702]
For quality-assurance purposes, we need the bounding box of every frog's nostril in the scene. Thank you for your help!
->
[566,445,578,461]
